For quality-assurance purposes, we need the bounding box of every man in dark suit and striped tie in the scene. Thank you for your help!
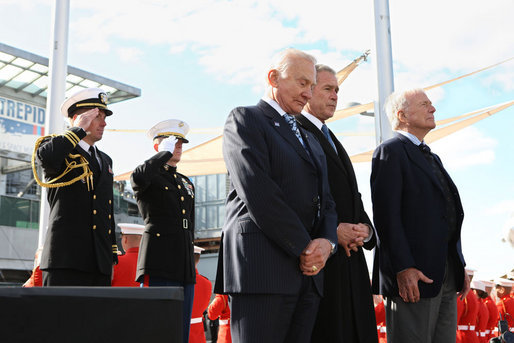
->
[214,48,338,343]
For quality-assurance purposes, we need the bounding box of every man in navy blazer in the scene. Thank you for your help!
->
[214,48,338,343]
[371,88,470,343]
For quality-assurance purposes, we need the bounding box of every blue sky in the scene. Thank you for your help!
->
[1,0,513,279]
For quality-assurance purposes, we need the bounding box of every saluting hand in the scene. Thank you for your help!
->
[75,108,100,134]
[158,136,178,153]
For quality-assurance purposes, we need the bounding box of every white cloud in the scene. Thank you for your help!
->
[116,47,144,63]
[431,126,497,170]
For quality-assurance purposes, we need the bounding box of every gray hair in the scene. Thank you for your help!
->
[267,48,317,84]
[385,88,425,130]
[315,64,336,77]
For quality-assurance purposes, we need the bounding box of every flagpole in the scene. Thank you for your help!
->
[38,0,70,248]
[373,0,394,145]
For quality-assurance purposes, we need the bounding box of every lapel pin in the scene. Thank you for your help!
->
[274,122,280,127]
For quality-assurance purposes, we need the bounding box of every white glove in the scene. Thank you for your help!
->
[158,136,178,153]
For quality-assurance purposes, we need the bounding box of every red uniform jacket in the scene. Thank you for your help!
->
[208,294,232,343]
[497,295,514,330]
[112,247,140,287]
[23,266,42,287]
[476,298,489,343]
[189,270,212,343]
[484,296,499,341]
[456,292,479,343]
[374,301,387,343]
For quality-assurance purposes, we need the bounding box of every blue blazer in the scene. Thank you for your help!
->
[214,100,337,296]
[371,133,465,298]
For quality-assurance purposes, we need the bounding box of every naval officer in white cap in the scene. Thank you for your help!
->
[130,119,195,343]
[34,87,118,286]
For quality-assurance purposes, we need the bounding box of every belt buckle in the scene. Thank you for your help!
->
[183,219,188,229]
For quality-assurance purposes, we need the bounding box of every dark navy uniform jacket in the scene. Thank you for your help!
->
[37,126,118,276]
[131,151,195,284]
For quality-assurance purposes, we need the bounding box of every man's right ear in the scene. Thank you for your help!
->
[268,69,279,88]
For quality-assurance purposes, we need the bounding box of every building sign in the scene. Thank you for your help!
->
[0,96,46,155]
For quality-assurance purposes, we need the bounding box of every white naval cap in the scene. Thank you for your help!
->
[194,245,205,254]
[60,87,113,118]
[470,280,486,292]
[495,278,514,287]
[118,223,144,235]
[147,119,190,143]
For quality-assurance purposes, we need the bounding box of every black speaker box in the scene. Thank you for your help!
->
[0,287,183,343]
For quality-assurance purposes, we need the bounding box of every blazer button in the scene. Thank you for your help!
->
[177,185,182,189]
[181,196,184,201]
[93,210,97,215]
[109,200,112,204]
[165,186,169,190]
[93,195,97,200]
[93,225,96,230]
[108,229,111,234]
[174,174,177,178]
[182,209,186,214]
[108,214,112,219]
[156,233,161,237]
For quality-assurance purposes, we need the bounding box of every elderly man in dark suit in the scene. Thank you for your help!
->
[371,88,470,343]
[214,48,338,343]
[35,87,118,286]
[297,64,378,343]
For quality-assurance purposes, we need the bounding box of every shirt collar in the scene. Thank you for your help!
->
[396,130,424,146]
[262,96,288,117]
[301,110,324,131]
[78,140,94,153]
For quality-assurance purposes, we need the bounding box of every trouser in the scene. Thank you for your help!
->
[229,275,320,343]
[384,262,458,343]
[141,275,195,343]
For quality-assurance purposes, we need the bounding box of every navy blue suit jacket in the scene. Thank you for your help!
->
[214,100,337,296]
[371,133,466,298]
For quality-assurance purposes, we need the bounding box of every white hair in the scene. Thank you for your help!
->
[385,88,425,130]
[266,48,317,87]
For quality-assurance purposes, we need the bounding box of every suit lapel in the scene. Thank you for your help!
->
[257,101,313,165]
[397,134,443,193]
[296,115,347,176]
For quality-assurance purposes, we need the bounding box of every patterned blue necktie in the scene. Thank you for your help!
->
[283,114,307,149]
[321,124,337,154]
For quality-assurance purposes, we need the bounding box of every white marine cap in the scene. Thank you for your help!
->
[480,280,495,288]
[118,223,144,235]
[194,245,205,254]
[495,278,514,287]
[147,119,190,143]
[60,87,112,118]
[465,268,476,276]
[470,280,486,292]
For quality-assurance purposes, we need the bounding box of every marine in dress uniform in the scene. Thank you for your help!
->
[482,280,499,341]
[111,223,144,287]
[374,295,387,343]
[34,88,118,286]
[130,119,195,343]
[189,246,212,343]
[495,278,514,333]
[471,280,490,343]
[456,269,479,343]
[208,294,232,343]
